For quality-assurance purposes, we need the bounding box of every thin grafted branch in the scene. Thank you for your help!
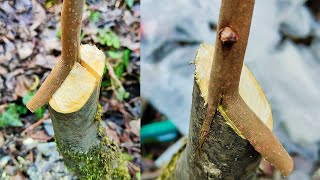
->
[27,0,85,112]
[223,93,293,176]
[197,0,293,176]
[198,0,255,150]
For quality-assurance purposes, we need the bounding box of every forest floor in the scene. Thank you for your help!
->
[0,0,140,179]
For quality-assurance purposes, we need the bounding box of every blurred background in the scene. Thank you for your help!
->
[141,0,320,179]
[0,0,140,179]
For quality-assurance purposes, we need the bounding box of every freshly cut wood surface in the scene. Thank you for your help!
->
[80,44,106,80]
[194,43,292,176]
[195,43,273,135]
[49,44,105,113]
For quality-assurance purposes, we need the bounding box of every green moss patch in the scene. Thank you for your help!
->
[158,140,187,180]
[55,105,130,180]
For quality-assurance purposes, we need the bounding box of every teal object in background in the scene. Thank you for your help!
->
[141,120,178,143]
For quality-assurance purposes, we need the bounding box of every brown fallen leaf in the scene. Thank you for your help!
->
[5,69,24,91]
[15,74,38,97]
[29,130,52,141]
[30,0,46,31]
[105,125,120,145]
[41,28,61,52]
[129,119,140,137]
[0,65,8,75]
[17,41,34,60]
[9,171,26,180]
[1,37,16,63]
[33,54,56,69]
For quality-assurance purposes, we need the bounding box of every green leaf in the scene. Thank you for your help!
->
[136,172,141,180]
[35,107,45,119]
[45,0,55,8]
[107,51,122,59]
[122,153,134,161]
[98,29,121,49]
[126,0,135,8]
[22,92,45,119]
[89,11,101,23]
[122,49,131,69]
[22,92,35,105]
[103,65,107,76]
[17,105,27,115]
[56,28,62,39]
[101,80,111,88]
[116,87,130,101]
[80,31,86,40]
[0,104,23,128]
[114,63,124,78]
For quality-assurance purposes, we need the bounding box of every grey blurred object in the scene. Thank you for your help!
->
[43,119,54,137]
[141,0,319,160]
[311,23,320,60]
[37,142,57,157]
[278,0,313,39]
[28,142,76,180]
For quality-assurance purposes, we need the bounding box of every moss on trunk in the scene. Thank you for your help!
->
[49,88,130,179]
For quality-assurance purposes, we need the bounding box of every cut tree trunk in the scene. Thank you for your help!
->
[48,45,130,179]
[159,44,274,179]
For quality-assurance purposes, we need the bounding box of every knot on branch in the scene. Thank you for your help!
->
[219,27,239,44]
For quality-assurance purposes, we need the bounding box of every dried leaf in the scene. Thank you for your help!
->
[29,130,52,141]
[30,0,46,30]
[129,119,140,137]
[105,126,120,145]
[34,54,56,69]
[15,74,36,97]
[17,42,34,60]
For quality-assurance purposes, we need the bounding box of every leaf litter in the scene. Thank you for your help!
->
[0,0,140,179]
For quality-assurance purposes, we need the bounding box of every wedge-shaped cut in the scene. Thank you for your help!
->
[194,43,273,136]
[49,44,105,113]
[80,44,105,80]
[49,62,96,113]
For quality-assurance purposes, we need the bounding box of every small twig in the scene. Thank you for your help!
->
[223,93,293,176]
[106,60,124,89]
[27,0,85,112]
[21,114,50,136]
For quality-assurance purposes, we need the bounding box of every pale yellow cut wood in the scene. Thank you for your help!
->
[80,44,105,80]
[194,43,273,136]
[49,44,105,113]
[49,62,96,113]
